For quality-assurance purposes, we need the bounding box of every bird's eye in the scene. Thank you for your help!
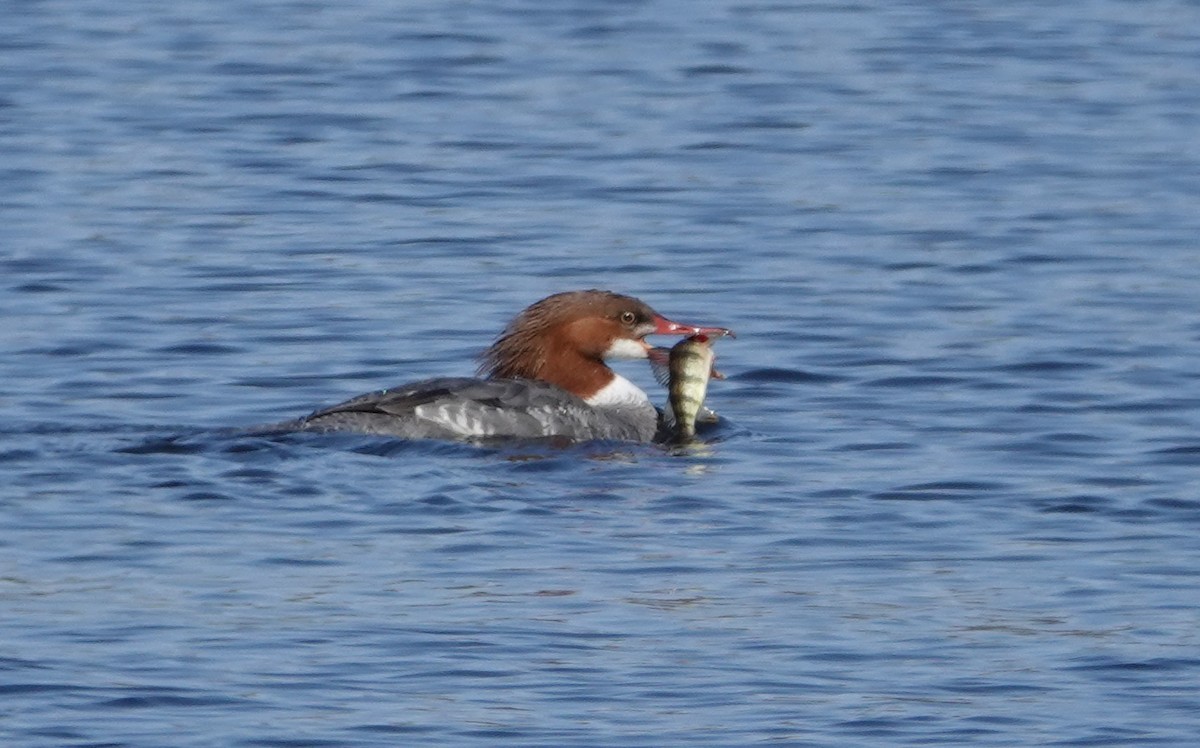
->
[619,311,637,326]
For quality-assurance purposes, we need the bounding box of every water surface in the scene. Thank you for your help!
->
[3,1,1200,745]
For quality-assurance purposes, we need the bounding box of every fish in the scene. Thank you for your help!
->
[649,333,724,441]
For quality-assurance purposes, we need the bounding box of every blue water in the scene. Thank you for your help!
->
[4,1,1200,745]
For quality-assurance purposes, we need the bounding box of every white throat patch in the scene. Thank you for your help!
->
[586,373,651,408]
[604,337,649,360]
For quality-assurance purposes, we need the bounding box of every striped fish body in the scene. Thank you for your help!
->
[668,337,716,439]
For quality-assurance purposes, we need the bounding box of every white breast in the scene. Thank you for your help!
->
[585,373,652,409]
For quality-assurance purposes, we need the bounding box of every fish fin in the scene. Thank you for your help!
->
[696,406,720,424]
[647,347,672,388]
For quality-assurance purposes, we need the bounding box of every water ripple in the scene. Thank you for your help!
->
[4,1,1200,746]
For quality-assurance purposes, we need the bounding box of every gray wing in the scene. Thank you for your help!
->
[293,378,652,441]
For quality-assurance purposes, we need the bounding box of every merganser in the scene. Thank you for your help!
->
[266,290,731,442]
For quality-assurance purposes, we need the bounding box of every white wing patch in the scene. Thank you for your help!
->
[414,403,496,437]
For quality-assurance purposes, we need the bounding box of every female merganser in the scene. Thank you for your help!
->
[268,290,731,442]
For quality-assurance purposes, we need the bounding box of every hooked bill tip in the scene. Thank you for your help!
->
[694,325,735,339]
[653,316,735,338]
